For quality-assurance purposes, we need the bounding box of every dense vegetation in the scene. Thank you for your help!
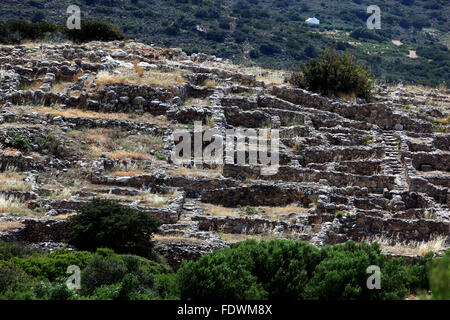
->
[290,49,375,101]
[1,239,449,300]
[178,240,433,300]
[0,199,448,300]
[1,0,448,86]
[0,20,126,44]
[65,19,127,43]
[0,244,174,300]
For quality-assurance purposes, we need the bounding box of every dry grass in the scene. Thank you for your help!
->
[100,189,173,207]
[239,66,288,86]
[256,71,287,86]
[417,170,450,177]
[365,235,448,255]
[47,188,72,200]
[96,69,186,87]
[203,80,217,89]
[258,205,309,219]
[219,233,276,243]
[202,203,240,217]
[152,234,206,243]
[111,170,146,177]
[29,106,163,124]
[0,221,24,232]
[435,115,450,126]
[73,71,84,82]
[338,92,357,103]
[131,189,174,207]
[181,97,211,107]
[50,81,72,94]
[0,195,33,215]
[206,63,288,87]
[202,203,308,219]
[133,60,144,77]
[107,161,150,177]
[0,169,32,192]
[92,148,153,160]
[168,166,223,178]
[21,81,43,91]
[69,128,163,160]
[0,148,22,156]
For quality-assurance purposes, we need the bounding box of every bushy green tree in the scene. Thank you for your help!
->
[429,250,450,300]
[0,20,59,44]
[65,20,127,43]
[290,48,375,101]
[68,198,162,257]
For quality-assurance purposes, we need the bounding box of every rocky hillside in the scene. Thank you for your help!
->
[0,41,449,268]
[1,0,449,86]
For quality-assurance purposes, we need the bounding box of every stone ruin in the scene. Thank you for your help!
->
[0,41,448,269]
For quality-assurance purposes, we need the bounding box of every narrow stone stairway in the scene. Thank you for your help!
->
[382,133,408,192]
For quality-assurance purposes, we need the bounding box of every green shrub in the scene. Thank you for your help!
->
[304,242,386,299]
[155,273,180,300]
[7,132,31,152]
[36,133,66,157]
[11,249,93,281]
[0,20,59,44]
[0,241,36,261]
[177,240,428,300]
[178,239,321,300]
[117,273,141,300]
[90,275,158,300]
[178,251,267,300]
[91,283,122,300]
[34,280,77,300]
[81,248,167,298]
[290,48,375,101]
[68,198,162,257]
[65,20,127,43]
[238,205,258,215]
[429,250,450,300]
[350,28,386,41]
[335,211,344,219]
[0,19,125,44]
[81,249,128,295]
[246,239,322,299]
[0,261,34,295]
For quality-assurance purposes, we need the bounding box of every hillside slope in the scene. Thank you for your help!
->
[0,40,449,267]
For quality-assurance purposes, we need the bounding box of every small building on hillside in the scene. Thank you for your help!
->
[305,17,320,25]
